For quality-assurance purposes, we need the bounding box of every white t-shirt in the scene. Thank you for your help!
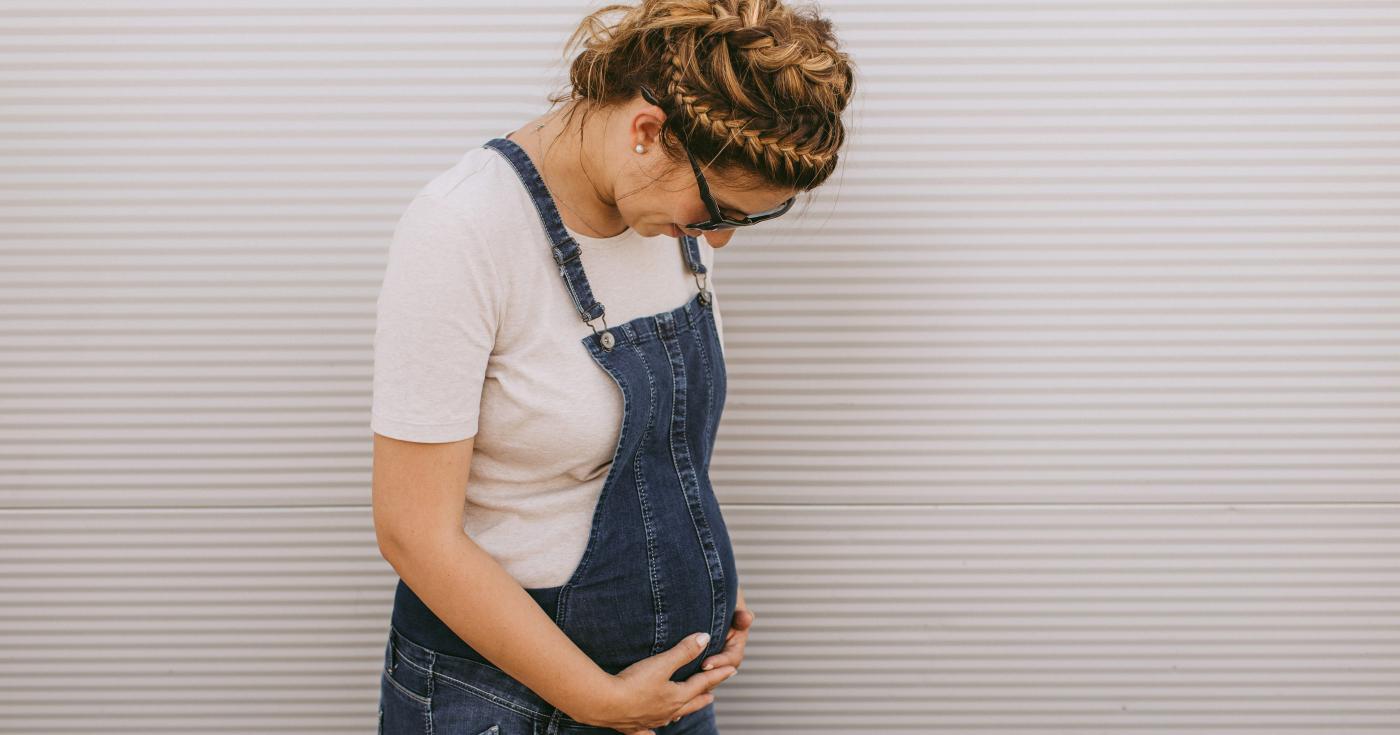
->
[371,139,725,589]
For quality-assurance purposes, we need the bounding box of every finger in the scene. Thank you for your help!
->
[700,654,727,671]
[702,633,747,670]
[685,664,737,697]
[668,631,713,674]
[667,691,717,725]
[700,661,741,694]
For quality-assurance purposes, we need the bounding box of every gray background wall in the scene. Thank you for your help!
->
[3,1,1399,733]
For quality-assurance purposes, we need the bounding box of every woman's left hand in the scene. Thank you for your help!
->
[700,587,754,673]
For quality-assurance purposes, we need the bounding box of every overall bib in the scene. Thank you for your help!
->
[379,136,740,735]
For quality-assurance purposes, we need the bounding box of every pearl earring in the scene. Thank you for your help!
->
[634,144,646,154]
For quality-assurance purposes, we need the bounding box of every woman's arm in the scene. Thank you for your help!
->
[373,432,613,723]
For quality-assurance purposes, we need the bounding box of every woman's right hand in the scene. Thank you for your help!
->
[577,632,738,735]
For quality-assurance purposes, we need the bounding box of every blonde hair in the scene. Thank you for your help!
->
[547,0,856,194]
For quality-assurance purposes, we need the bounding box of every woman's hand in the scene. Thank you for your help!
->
[700,586,754,674]
[574,631,737,735]
[581,587,755,734]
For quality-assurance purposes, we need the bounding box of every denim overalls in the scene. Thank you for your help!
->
[379,135,740,735]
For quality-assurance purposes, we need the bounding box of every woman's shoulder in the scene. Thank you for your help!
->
[416,144,521,220]
[393,145,543,267]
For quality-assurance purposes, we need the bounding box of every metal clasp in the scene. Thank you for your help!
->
[693,270,711,306]
[586,312,614,351]
[552,245,580,267]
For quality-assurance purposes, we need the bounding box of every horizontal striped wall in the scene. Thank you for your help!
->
[2,1,1398,733]
[3,505,1399,732]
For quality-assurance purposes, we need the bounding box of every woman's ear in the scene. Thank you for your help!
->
[630,95,668,151]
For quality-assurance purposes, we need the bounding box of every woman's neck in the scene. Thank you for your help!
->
[511,106,628,239]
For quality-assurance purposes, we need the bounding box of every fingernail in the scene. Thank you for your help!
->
[694,632,710,646]
[702,662,714,670]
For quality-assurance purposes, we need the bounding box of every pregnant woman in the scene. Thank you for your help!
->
[371,1,854,733]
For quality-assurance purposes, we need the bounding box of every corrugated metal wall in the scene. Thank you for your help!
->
[3,1,1399,733]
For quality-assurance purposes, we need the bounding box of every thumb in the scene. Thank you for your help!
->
[675,631,710,661]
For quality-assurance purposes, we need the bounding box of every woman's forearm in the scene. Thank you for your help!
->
[381,530,615,722]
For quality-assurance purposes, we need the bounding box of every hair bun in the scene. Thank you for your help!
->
[558,0,853,193]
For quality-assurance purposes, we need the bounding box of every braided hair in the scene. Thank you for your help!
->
[547,0,856,194]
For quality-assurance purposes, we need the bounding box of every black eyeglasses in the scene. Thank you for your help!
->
[639,85,795,232]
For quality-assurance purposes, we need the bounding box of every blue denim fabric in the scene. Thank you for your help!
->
[379,624,718,735]
[380,135,738,735]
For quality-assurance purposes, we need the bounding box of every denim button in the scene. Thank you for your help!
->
[600,331,615,350]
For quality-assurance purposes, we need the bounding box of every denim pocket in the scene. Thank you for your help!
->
[382,641,433,705]
[427,671,527,734]
[382,666,432,706]
[379,635,432,735]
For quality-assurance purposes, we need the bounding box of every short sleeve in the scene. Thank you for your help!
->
[371,193,502,443]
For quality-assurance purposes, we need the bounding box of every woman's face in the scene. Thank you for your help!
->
[614,101,798,249]
[620,160,797,249]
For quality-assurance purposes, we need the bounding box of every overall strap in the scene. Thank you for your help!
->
[679,233,712,306]
[679,232,708,276]
[483,137,606,327]
[482,136,713,333]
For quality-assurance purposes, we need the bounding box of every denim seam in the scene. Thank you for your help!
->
[395,652,433,678]
[430,669,551,723]
[558,326,636,628]
[484,141,602,326]
[660,318,726,657]
[387,632,398,675]
[691,305,717,451]
[627,327,665,656]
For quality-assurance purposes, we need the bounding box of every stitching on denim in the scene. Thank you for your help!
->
[590,296,699,352]
[693,236,708,276]
[558,330,636,628]
[691,304,717,452]
[395,627,514,679]
[680,234,708,276]
[425,649,437,735]
[626,327,665,656]
[484,141,559,250]
[395,652,434,678]
[484,140,604,326]
[659,316,726,657]
[392,637,596,728]
[382,669,431,706]
[707,307,727,460]
[430,669,550,723]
